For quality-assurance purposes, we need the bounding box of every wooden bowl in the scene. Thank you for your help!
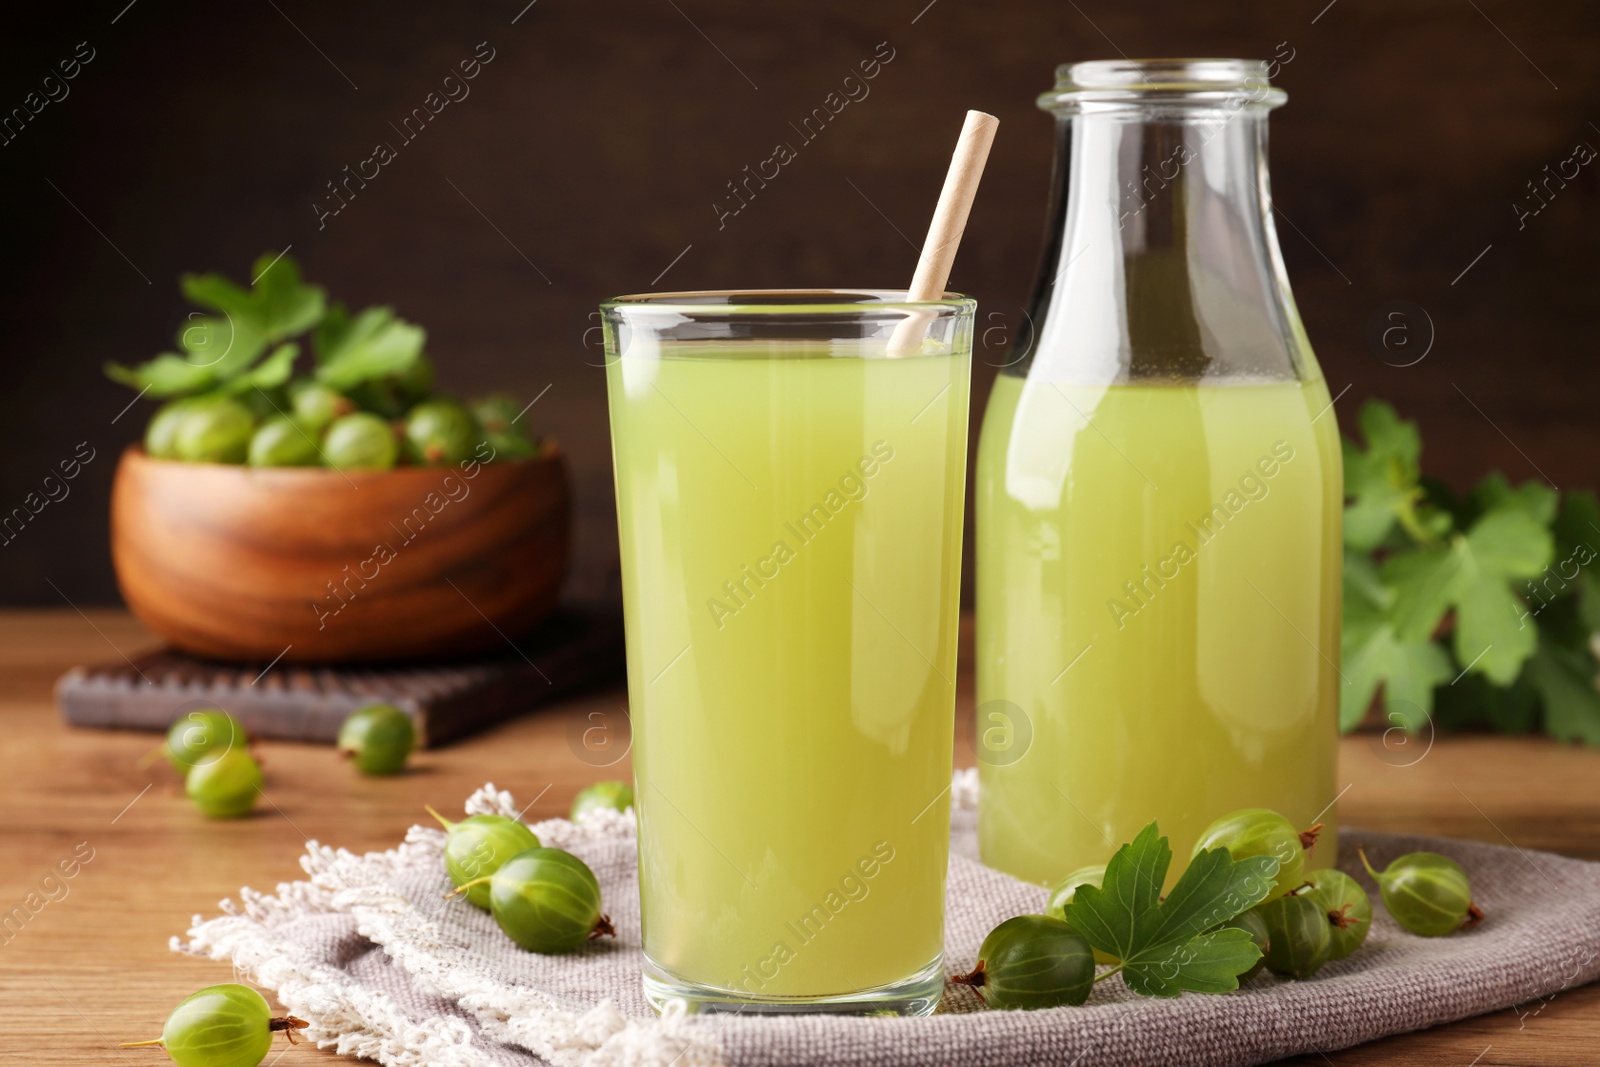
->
[111,444,571,663]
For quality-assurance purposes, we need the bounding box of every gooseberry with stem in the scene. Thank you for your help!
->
[1360,849,1482,937]
[1252,890,1331,979]
[448,846,614,953]
[426,805,540,909]
[120,984,306,1067]
[1304,868,1372,959]
[1191,808,1322,898]
[952,914,1096,1009]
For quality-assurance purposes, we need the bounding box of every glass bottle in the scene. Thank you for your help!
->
[975,59,1342,888]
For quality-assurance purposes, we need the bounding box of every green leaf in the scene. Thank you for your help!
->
[220,343,299,394]
[104,354,219,397]
[1373,505,1551,688]
[1341,610,1454,730]
[176,313,268,381]
[1063,823,1276,998]
[109,253,328,401]
[1130,928,1265,997]
[313,301,351,363]
[1342,400,1433,551]
[249,253,326,340]
[1525,643,1600,745]
[1382,546,1459,643]
[312,305,425,389]
[1470,472,1558,526]
[181,253,325,344]
[180,272,255,320]
[1452,508,1552,684]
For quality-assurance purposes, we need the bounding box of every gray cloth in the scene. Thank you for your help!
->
[176,774,1600,1067]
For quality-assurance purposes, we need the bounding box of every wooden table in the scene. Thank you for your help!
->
[1,609,1596,1066]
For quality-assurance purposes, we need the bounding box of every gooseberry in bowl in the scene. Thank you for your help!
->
[404,399,479,465]
[324,411,398,471]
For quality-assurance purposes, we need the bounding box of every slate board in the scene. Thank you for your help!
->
[55,605,624,747]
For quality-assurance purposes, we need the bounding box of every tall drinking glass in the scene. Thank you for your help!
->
[601,290,974,1016]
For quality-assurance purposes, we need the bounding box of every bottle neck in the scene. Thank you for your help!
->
[1016,106,1311,384]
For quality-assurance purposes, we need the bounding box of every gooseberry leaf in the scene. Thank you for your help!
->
[1063,822,1277,998]
[312,304,425,389]
[220,343,299,394]
[1342,401,1428,551]
[1451,507,1552,684]
[1371,503,1551,688]
[181,252,326,344]
[248,253,326,340]
[1341,557,1454,730]
[1127,928,1264,998]
[1525,642,1600,745]
[104,353,219,397]
[1469,472,1558,527]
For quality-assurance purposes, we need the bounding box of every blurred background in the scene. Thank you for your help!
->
[3,0,1597,609]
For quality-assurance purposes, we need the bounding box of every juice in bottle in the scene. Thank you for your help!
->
[976,374,1341,885]
[976,59,1342,887]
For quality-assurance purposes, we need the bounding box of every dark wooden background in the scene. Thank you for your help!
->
[3,0,1597,608]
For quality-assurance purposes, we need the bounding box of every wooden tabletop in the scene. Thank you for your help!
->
[1,609,1596,1066]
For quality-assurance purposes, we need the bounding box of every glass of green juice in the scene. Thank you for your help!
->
[601,290,974,1016]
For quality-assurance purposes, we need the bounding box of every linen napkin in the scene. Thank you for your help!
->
[176,771,1600,1067]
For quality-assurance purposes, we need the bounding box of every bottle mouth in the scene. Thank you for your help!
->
[1040,58,1286,112]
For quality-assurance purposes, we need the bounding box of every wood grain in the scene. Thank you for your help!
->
[0,609,1596,1065]
[110,445,572,662]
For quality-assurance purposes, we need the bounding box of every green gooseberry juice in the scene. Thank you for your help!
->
[602,292,973,1015]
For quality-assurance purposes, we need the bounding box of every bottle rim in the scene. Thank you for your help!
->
[1040,58,1287,111]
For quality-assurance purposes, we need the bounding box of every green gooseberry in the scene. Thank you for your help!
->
[952,914,1095,1010]
[570,781,634,821]
[426,805,541,910]
[121,983,307,1067]
[1191,807,1321,898]
[471,394,523,435]
[288,380,355,429]
[162,709,245,771]
[173,398,256,464]
[337,704,414,775]
[145,398,210,459]
[247,415,321,467]
[1305,868,1373,959]
[1253,890,1331,979]
[1361,849,1482,937]
[185,748,263,819]
[452,846,615,953]
[403,399,479,466]
[323,412,398,471]
[1218,908,1271,981]
[483,431,538,461]
[1045,864,1116,966]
